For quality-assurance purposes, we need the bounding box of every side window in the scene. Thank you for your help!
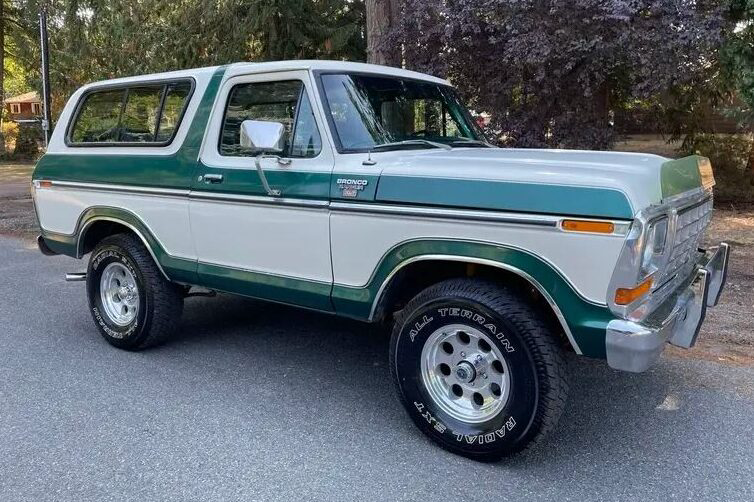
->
[156,82,192,142]
[219,80,322,158]
[71,89,125,143]
[291,90,322,157]
[69,80,192,145]
[119,86,162,142]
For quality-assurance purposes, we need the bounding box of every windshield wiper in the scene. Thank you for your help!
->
[448,138,495,148]
[370,139,452,152]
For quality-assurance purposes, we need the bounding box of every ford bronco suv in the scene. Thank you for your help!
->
[32,61,729,460]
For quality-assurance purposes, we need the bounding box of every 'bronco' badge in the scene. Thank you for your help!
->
[337,178,368,198]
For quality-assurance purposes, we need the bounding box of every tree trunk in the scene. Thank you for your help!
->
[365,0,401,66]
[0,0,6,155]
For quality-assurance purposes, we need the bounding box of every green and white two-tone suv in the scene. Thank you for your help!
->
[32,60,730,460]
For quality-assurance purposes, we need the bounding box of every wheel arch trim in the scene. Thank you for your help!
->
[369,254,583,355]
[39,205,183,282]
[76,212,172,281]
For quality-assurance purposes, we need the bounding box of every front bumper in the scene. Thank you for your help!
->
[605,243,730,372]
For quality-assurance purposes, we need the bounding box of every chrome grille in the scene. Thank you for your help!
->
[661,198,713,287]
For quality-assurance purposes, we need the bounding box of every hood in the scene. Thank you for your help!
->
[372,148,705,220]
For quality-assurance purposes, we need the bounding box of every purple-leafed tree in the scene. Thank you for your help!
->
[394,0,732,149]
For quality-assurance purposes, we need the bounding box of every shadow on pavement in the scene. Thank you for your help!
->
[174,293,691,465]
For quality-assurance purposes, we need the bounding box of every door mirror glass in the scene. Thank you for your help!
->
[239,120,285,154]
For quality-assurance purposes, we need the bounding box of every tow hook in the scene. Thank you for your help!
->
[65,272,87,282]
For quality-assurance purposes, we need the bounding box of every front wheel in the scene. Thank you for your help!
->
[389,278,568,461]
[86,233,183,350]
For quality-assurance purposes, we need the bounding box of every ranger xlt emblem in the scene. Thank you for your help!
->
[337,178,368,198]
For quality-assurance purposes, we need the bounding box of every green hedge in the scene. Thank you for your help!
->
[680,134,754,205]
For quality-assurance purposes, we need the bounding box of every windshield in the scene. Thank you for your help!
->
[319,73,483,152]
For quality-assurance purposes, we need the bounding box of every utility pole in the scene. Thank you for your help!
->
[39,9,52,147]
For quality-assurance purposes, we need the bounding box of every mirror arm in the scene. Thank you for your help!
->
[255,153,282,197]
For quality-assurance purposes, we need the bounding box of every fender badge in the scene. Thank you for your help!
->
[337,178,368,198]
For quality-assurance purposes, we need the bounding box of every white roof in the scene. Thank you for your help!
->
[225,60,450,85]
[79,60,450,91]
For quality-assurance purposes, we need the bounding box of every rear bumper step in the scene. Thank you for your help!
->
[65,272,87,282]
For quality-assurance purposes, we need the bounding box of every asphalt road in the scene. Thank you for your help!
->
[1,235,753,502]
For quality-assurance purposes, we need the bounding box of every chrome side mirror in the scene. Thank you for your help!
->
[239,119,285,197]
[239,120,285,153]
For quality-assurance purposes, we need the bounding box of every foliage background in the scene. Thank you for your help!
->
[2,0,754,202]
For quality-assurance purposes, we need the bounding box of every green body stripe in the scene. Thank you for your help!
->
[41,212,611,357]
[196,262,333,311]
[376,176,634,219]
[331,239,611,357]
[661,155,704,198]
[193,162,333,199]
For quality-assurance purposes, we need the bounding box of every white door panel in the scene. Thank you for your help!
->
[190,201,332,282]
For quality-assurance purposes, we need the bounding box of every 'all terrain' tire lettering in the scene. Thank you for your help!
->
[409,315,433,342]
[437,307,515,353]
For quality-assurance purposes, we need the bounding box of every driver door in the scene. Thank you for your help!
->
[189,70,335,311]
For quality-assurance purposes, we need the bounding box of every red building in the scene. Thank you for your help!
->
[5,92,42,121]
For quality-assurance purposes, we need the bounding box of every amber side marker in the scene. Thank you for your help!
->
[38,181,53,188]
[561,219,615,234]
[615,277,653,305]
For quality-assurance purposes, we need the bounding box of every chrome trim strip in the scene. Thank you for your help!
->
[331,202,560,228]
[367,254,583,355]
[44,180,190,198]
[38,180,629,229]
[189,191,329,209]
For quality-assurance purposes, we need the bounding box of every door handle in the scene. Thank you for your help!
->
[200,174,223,184]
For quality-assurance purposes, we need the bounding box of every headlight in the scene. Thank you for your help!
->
[640,217,668,276]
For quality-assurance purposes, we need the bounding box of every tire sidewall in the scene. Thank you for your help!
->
[393,295,539,458]
[87,243,150,347]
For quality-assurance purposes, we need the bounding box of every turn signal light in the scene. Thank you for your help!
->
[38,180,53,188]
[615,277,653,305]
[562,220,615,234]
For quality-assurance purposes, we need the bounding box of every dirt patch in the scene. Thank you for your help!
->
[614,134,682,158]
[0,161,35,183]
[0,162,37,242]
[693,208,754,349]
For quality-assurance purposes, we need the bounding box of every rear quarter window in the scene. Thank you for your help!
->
[68,79,194,146]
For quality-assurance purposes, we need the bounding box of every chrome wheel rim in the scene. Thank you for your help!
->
[420,324,510,424]
[100,262,139,326]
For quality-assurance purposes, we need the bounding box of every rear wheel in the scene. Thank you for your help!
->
[86,233,183,350]
[389,278,568,461]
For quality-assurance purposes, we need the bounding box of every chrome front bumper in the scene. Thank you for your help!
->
[606,243,730,373]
